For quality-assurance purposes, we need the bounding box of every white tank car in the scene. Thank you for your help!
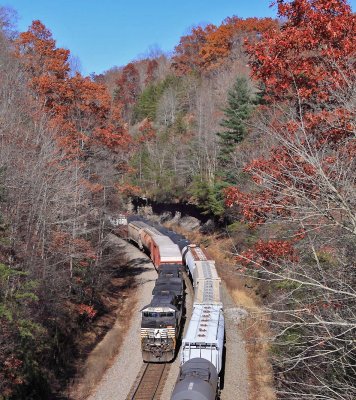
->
[180,304,224,374]
[193,260,222,305]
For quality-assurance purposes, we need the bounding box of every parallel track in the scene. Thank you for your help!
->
[127,362,169,400]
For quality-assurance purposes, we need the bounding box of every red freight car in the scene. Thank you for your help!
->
[128,221,182,268]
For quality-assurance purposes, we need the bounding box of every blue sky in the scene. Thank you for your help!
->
[3,0,356,76]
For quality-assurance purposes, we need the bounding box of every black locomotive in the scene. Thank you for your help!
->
[140,264,184,362]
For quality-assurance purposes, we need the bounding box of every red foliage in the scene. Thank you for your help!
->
[226,0,355,229]
[145,59,159,84]
[137,119,156,143]
[2,357,23,390]
[116,62,140,105]
[236,239,298,269]
[16,20,70,82]
[225,186,290,226]
[76,304,96,319]
[246,0,355,103]
[50,231,96,261]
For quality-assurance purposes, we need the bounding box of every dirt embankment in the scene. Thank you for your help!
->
[69,235,153,400]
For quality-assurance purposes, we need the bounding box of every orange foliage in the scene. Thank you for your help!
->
[80,179,104,194]
[16,20,130,156]
[172,25,215,74]
[201,17,278,70]
[115,182,141,196]
[172,17,278,74]
[72,238,96,260]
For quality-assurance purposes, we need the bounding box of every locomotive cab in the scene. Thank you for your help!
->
[141,293,182,362]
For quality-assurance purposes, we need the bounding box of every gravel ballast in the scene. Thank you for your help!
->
[88,240,157,400]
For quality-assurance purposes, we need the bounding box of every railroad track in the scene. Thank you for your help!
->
[127,362,170,400]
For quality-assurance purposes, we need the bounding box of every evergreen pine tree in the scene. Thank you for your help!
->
[217,76,254,182]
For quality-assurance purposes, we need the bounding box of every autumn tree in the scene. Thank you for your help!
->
[200,17,278,71]
[171,24,215,75]
[226,1,356,399]
[16,21,130,156]
[0,27,95,395]
[115,62,141,122]
[0,19,131,398]
[145,58,159,84]
[172,18,278,74]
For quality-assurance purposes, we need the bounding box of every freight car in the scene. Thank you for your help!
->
[127,221,182,267]
[171,243,225,399]
[181,304,224,373]
[193,260,222,306]
[126,218,225,398]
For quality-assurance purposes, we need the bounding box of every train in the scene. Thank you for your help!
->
[127,220,185,362]
[126,218,224,399]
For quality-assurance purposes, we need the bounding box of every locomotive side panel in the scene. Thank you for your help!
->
[141,275,184,362]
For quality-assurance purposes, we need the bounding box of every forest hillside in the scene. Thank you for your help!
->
[0,1,355,399]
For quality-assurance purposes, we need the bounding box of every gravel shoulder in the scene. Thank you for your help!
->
[81,238,157,400]
[221,283,249,400]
